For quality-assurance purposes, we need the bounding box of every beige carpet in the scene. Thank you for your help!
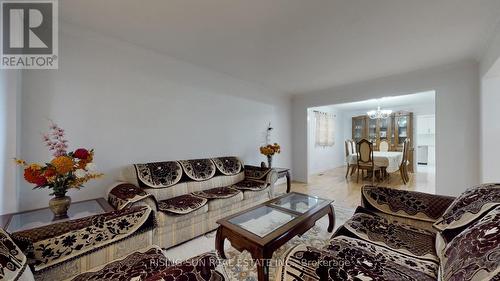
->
[164,204,355,281]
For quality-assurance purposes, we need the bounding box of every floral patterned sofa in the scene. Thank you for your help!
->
[1,206,227,281]
[107,157,281,249]
[276,183,500,281]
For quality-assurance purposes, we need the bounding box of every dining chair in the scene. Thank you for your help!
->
[399,138,411,184]
[356,139,383,185]
[344,140,357,178]
[379,140,389,152]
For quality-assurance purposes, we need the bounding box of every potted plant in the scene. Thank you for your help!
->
[15,122,103,219]
[259,143,281,168]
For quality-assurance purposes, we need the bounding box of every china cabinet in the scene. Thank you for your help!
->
[352,111,414,172]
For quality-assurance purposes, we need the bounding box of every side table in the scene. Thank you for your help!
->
[274,168,291,193]
[0,198,114,232]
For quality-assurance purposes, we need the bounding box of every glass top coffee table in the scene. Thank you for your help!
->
[216,192,334,281]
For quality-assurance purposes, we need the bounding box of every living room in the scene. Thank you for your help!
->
[0,1,499,280]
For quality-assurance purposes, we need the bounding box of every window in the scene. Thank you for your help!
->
[314,111,335,146]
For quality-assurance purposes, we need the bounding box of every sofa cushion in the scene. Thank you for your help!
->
[179,159,216,181]
[157,204,208,227]
[212,157,242,176]
[158,194,208,215]
[441,206,500,281]
[242,187,270,201]
[71,246,170,281]
[433,183,500,232]
[343,212,438,261]
[276,235,438,281]
[193,186,241,199]
[135,161,183,188]
[0,228,34,281]
[362,185,455,222]
[232,179,268,191]
[144,252,226,281]
[207,192,244,211]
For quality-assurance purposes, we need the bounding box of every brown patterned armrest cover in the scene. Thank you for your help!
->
[108,183,157,211]
[361,185,455,223]
[11,206,155,272]
[244,165,278,194]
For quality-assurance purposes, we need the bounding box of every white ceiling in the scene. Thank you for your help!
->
[61,0,500,95]
[325,91,435,112]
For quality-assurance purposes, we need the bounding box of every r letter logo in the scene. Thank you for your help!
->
[1,0,58,69]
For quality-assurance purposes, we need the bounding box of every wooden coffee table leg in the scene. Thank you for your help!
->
[327,204,335,232]
[285,170,291,193]
[215,226,227,259]
[255,251,271,281]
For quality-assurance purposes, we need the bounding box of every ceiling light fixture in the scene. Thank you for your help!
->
[367,105,392,119]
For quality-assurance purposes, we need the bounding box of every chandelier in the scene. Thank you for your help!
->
[367,106,392,119]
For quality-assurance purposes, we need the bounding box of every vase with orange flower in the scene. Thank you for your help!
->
[259,143,281,168]
[16,122,103,219]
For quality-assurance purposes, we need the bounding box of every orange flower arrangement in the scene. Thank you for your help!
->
[260,143,281,156]
[15,122,103,197]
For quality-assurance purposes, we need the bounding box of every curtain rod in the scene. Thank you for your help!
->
[312,110,336,117]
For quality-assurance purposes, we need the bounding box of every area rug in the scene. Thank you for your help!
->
[163,204,355,281]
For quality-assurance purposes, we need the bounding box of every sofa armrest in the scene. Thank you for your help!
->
[107,183,157,211]
[11,206,155,272]
[361,185,455,223]
[244,165,278,196]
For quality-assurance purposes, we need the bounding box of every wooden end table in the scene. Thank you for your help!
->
[215,192,334,281]
[0,198,114,233]
[274,168,291,193]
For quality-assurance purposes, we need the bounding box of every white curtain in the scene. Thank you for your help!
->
[315,111,335,146]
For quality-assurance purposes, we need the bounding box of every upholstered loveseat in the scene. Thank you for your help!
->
[2,206,226,281]
[107,157,282,249]
[277,184,500,280]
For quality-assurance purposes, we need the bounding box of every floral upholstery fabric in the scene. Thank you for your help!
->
[11,206,154,272]
[135,161,183,188]
[276,235,438,281]
[108,183,155,210]
[231,179,268,191]
[343,211,438,261]
[441,206,500,281]
[192,186,241,199]
[179,159,216,181]
[244,166,271,180]
[212,157,242,176]
[0,228,32,281]
[362,185,455,222]
[145,252,225,281]
[71,246,170,281]
[433,183,500,232]
[157,194,208,215]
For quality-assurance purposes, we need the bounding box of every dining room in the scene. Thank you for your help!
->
[306,91,436,197]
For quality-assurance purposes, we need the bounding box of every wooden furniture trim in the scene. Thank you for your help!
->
[274,168,291,193]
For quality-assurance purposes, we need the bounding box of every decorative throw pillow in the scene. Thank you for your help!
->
[157,194,208,215]
[441,206,500,281]
[212,157,242,176]
[179,159,216,181]
[134,161,183,188]
[433,183,500,232]
[0,228,34,281]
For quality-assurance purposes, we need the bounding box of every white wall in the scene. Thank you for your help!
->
[0,70,21,214]
[292,60,479,196]
[18,23,292,212]
[307,107,344,175]
[480,75,500,182]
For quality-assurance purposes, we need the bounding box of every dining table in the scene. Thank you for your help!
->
[347,151,403,173]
